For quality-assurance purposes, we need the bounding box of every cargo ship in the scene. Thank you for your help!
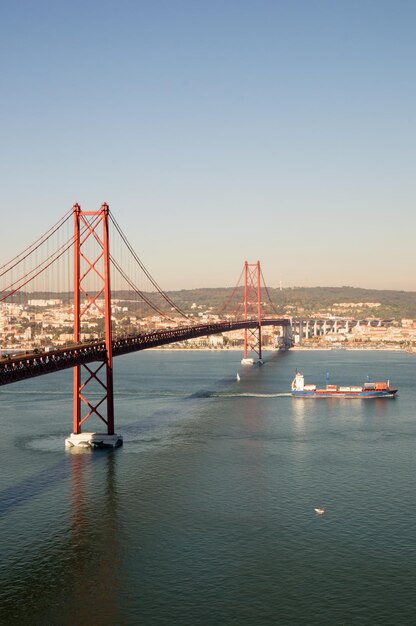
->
[291,372,398,398]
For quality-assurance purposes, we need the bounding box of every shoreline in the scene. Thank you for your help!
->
[150,345,406,352]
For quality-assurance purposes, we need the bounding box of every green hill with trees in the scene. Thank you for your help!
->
[17,286,416,320]
[161,286,416,320]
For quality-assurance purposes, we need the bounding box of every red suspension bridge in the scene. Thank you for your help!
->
[0,204,290,448]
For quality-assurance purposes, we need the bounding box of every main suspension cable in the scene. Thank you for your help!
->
[0,213,101,302]
[0,208,73,277]
[110,255,178,322]
[217,266,245,316]
[260,267,280,316]
[109,212,191,320]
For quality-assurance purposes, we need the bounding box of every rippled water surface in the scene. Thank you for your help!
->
[1,349,415,625]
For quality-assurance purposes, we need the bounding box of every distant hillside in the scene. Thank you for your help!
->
[16,286,416,320]
[161,286,416,320]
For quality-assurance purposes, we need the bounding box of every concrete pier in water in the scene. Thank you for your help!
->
[65,432,123,449]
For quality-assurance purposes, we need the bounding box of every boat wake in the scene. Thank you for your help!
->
[212,392,291,398]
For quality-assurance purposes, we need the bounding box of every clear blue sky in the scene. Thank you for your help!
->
[1,1,415,291]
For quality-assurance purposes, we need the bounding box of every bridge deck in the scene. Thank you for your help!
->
[0,318,289,386]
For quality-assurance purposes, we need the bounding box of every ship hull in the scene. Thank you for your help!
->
[291,389,398,398]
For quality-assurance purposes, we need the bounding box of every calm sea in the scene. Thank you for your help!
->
[0,349,415,625]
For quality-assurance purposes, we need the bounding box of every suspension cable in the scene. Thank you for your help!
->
[109,212,191,320]
[260,267,280,316]
[217,266,245,316]
[0,208,73,277]
[0,213,101,302]
[110,255,178,322]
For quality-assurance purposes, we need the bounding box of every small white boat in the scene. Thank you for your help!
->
[314,507,325,515]
[236,373,241,382]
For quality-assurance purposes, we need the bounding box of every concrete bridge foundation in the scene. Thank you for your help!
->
[65,432,123,450]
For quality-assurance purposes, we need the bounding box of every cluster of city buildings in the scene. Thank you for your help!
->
[1,298,416,353]
[0,298,281,352]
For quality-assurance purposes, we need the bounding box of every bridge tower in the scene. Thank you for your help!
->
[65,203,123,449]
[241,261,263,365]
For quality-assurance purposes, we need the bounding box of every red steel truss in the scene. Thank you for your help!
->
[243,261,262,361]
[73,203,115,435]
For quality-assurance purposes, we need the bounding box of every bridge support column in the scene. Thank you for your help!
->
[241,261,263,365]
[65,203,122,450]
[282,322,293,350]
[298,320,303,344]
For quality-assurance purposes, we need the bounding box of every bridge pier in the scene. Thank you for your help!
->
[65,432,123,449]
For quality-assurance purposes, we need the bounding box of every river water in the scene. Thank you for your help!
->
[0,349,415,625]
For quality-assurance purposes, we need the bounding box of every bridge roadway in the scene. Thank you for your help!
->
[0,318,289,386]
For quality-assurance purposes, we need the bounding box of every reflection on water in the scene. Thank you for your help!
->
[291,394,396,431]
[291,397,306,433]
[65,452,122,626]
[0,450,122,625]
